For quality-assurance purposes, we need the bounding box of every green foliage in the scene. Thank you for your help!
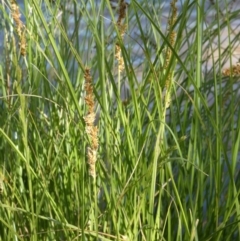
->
[0,0,239,240]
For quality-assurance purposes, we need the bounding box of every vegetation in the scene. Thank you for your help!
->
[0,0,239,240]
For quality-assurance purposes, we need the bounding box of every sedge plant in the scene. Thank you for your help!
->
[0,0,239,240]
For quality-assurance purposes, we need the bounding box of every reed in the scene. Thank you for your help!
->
[0,0,239,240]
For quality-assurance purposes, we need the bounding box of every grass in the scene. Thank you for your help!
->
[0,0,240,240]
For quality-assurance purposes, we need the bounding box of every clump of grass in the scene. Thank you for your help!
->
[0,0,239,240]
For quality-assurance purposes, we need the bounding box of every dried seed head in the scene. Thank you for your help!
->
[222,64,240,77]
[11,1,27,56]
[84,68,99,178]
